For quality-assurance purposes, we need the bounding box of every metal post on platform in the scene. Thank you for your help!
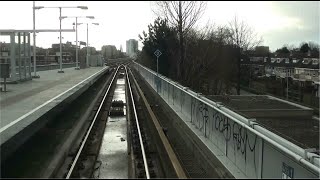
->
[32,4,87,74]
[28,33,32,78]
[32,1,40,78]
[58,7,64,73]
[23,32,27,79]
[287,69,289,99]
[86,23,89,68]
[75,17,79,70]
[60,16,94,70]
[3,77,6,92]
[10,33,16,82]
[18,32,21,81]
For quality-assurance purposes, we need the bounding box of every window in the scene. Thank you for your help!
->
[285,58,290,63]
[302,58,311,64]
[312,59,319,65]
[277,58,282,63]
[292,59,299,63]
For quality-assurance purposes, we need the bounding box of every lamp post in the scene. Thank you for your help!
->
[287,51,293,99]
[32,1,41,78]
[78,22,99,68]
[61,16,94,70]
[33,5,88,73]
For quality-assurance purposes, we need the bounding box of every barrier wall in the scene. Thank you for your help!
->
[133,62,320,179]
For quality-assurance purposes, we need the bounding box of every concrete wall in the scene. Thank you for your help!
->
[133,62,320,179]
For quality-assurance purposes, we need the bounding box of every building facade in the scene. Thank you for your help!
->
[126,39,138,58]
[101,45,118,59]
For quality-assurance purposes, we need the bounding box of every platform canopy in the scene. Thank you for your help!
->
[0,29,76,82]
[0,29,75,35]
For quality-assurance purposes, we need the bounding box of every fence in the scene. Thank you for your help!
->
[133,62,320,179]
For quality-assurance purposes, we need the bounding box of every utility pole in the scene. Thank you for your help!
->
[32,1,40,78]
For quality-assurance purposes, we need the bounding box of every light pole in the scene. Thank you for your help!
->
[78,22,99,68]
[287,52,293,99]
[32,1,41,78]
[61,16,94,70]
[34,5,88,73]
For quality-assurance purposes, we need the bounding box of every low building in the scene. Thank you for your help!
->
[207,95,319,150]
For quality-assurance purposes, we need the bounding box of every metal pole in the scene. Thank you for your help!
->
[3,77,6,92]
[157,56,159,76]
[23,32,27,79]
[58,7,64,73]
[287,70,289,99]
[32,1,39,78]
[86,23,89,68]
[28,33,31,78]
[75,17,79,70]
[18,32,21,81]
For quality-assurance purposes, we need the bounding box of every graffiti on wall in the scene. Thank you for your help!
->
[190,96,259,175]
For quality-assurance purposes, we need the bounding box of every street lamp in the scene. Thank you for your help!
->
[34,5,88,73]
[61,16,94,70]
[32,1,40,78]
[77,22,99,68]
[287,52,293,99]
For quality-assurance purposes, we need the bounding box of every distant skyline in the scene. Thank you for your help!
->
[0,1,319,52]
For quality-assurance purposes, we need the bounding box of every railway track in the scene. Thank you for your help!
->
[59,63,186,178]
[1,60,189,178]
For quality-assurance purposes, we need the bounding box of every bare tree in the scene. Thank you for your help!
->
[153,1,207,82]
[181,24,237,95]
[228,15,262,95]
[308,41,320,51]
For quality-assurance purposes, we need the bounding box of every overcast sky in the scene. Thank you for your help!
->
[0,1,319,52]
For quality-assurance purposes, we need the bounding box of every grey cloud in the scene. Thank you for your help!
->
[271,1,319,29]
[263,26,319,51]
[262,1,320,51]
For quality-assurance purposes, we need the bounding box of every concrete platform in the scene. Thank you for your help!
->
[0,66,109,159]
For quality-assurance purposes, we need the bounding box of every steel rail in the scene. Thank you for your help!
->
[66,66,120,179]
[128,66,188,178]
[125,65,150,179]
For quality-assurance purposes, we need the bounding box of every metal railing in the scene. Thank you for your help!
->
[133,61,320,179]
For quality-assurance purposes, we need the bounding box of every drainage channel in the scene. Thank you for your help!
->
[92,69,128,179]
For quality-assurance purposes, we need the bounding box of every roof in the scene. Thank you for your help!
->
[242,56,319,69]
[206,95,319,149]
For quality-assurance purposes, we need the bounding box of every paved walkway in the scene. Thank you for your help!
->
[0,66,108,144]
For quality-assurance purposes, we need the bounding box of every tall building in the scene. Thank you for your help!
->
[101,45,118,59]
[126,39,138,58]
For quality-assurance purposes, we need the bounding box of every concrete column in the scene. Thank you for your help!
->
[28,33,32,78]
[18,32,21,81]
[10,33,16,82]
[23,32,27,80]
[58,7,64,73]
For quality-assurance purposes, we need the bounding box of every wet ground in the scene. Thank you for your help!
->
[94,77,128,179]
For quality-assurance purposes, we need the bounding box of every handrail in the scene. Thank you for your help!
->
[133,61,320,174]
[125,65,150,179]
